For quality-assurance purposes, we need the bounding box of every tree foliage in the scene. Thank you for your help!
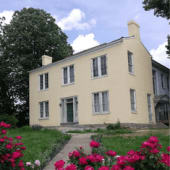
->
[143,0,170,56]
[143,0,170,19]
[0,8,73,125]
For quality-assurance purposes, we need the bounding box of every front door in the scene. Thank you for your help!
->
[67,100,73,122]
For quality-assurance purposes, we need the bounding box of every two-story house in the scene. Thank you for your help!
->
[152,60,170,125]
[29,21,155,127]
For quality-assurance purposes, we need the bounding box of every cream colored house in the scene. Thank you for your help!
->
[29,21,156,127]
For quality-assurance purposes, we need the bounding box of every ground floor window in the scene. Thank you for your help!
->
[147,94,152,121]
[39,101,49,118]
[92,91,109,114]
[130,89,136,112]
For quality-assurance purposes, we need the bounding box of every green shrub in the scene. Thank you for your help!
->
[106,121,121,130]
[0,114,18,127]
[32,124,43,130]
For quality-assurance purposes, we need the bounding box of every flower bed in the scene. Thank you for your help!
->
[0,121,70,170]
[54,137,170,170]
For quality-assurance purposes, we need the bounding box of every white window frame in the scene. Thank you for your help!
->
[92,91,109,114]
[92,55,107,78]
[39,101,49,119]
[147,94,152,122]
[130,89,136,113]
[128,51,134,74]
[39,73,49,90]
[62,65,74,85]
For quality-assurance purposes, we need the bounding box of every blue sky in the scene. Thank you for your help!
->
[0,0,169,68]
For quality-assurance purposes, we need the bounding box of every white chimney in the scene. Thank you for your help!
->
[128,20,140,41]
[42,55,52,66]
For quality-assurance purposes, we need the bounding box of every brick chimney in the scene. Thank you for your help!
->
[128,20,140,41]
[42,55,52,66]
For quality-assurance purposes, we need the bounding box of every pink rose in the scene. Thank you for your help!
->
[79,157,88,165]
[5,143,13,149]
[111,165,121,170]
[65,164,77,170]
[34,160,40,166]
[85,165,94,170]
[26,162,32,166]
[167,146,170,152]
[99,166,110,170]
[54,160,65,169]
[106,150,117,157]
[12,152,22,159]
[90,140,100,148]
[161,153,170,167]
[148,136,159,143]
[123,165,135,170]
[73,150,80,157]
[1,129,7,134]
[16,136,22,140]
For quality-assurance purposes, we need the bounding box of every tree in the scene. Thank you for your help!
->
[143,0,170,56]
[0,8,73,126]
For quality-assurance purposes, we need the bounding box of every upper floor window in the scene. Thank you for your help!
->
[40,101,49,119]
[167,76,169,89]
[130,89,136,112]
[93,91,109,114]
[39,73,48,90]
[128,51,134,74]
[147,94,152,121]
[92,55,107,78]
[161,74,165,89]
[63,65,74,85]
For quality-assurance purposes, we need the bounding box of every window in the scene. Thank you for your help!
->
[39,101,49,118]
[39,73,49,90]
[130,89,136,112]
[93,91,109,113]
[161,74,164,89]
[147,94,152,121]
[63,65,74,85]
[167,76,169,89]
[92,55,107,78]
[128,51,134,74]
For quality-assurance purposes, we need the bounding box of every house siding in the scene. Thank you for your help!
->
[29,35,156,127]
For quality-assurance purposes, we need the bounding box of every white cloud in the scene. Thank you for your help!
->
[0,10,14,25]
[150,42,170,68]
[56,9,96,31]
[71,33,99,53]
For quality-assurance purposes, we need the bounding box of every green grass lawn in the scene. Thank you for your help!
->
[8,126,71,167]
[102,133,169,155]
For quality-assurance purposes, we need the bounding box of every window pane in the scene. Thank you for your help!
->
[102,91,108,112]
[93,58,98,77]
[128,52,133,73]
[147,94,152,121]
[40,74,43,90]
[94,93,100,112]
[40,102,44,118]
[130,89,136,112]
[45,101,49,117]
[45,73,48,89]
[70,65,74,83]
[161,74,164,88]
[101,56,107,75]
[167,76,169,89]
[63,67,68,84]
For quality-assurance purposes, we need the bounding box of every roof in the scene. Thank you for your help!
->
[29,36,131,74]
[152,59,169,73]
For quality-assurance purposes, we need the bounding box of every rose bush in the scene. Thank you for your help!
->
[0,121,40,170]
[54,138,170,170]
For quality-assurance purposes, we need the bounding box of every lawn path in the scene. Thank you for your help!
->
[43,133,92,170]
